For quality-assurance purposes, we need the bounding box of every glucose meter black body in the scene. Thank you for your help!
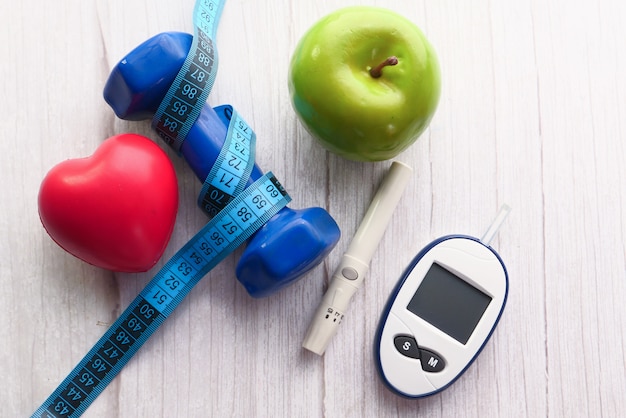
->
[374,234,508,398]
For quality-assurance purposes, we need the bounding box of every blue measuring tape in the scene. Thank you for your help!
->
[32,173,290,418]
[32,1,290,416]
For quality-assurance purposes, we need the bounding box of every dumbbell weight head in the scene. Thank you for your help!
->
[104,32,340,297]
[105,32,191,121]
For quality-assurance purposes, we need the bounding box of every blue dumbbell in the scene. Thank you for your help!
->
[103,32,340,298]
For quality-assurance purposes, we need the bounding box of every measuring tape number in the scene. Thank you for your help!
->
[32,0,290,416]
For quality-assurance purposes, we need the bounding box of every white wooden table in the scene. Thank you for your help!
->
[2,0,625,417]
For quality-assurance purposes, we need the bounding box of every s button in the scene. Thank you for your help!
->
[393,335,420,359]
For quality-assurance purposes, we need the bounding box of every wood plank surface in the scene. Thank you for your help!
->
[1,0,624,417]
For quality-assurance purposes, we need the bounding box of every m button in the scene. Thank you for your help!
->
[419,348,445,373]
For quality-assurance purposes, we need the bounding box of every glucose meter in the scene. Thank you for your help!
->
[375,206,510,398]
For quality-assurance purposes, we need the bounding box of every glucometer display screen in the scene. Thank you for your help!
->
[406,263,492,344]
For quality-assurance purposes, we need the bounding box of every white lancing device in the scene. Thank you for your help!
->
[302,161,413,355]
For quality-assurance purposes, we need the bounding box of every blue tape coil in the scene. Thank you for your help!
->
[32,173,290,418]
[198,105,256,216]
[153,0,224,153]
[31,1,292,416]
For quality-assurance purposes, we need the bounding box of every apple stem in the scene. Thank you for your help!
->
[369,56,399,78]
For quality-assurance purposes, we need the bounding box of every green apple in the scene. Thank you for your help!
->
[288,6,441,161]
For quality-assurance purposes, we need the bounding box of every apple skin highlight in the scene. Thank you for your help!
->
[288,6,441,162]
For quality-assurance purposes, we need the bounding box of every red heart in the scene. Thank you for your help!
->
[38,134,178,272]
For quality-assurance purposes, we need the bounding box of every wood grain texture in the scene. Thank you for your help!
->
[1,0,624,417]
